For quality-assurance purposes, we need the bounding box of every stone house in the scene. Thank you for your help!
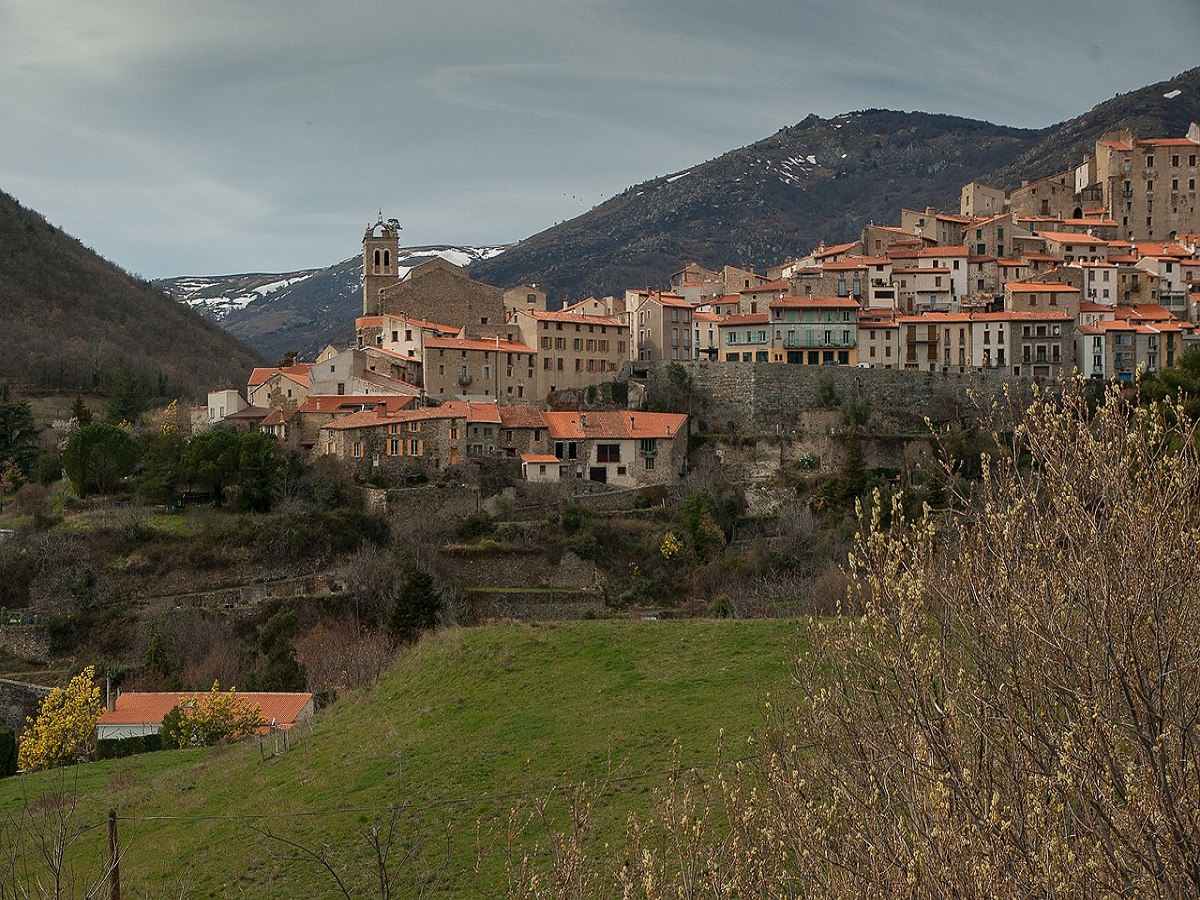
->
[629,291,694,363]
[422,335,537,403]
[509,309,628,397]
[540,410,689,487]
[247,364,312,409]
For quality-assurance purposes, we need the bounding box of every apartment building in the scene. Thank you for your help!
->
[630,291,694,362]
[509,308,629,396]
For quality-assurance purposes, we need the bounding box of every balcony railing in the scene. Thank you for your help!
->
[779,336,856,349]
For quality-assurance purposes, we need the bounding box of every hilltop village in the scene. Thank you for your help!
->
[207,124,1200,488]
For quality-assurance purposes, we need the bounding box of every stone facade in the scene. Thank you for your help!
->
[378,259,507,333]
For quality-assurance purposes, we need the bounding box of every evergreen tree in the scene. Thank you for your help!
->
[61,423,138,496]
[387,567,441,646]
[69,394,93,426]
[0,390,39,478]
[246,610,307,692]
[236,432,283,512]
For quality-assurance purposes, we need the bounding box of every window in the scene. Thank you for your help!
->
[597,444,620,463]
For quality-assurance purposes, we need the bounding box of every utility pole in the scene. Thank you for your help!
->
[108,808,121,900]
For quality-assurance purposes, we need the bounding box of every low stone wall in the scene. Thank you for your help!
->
[146,573,334,614]
[0,678,53,733]
[466,589,605,622]
[440,549,598,591]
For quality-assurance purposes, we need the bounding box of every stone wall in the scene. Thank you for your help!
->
[440,549,598,590]
[0,678,52,733]
[466,588,605,622]
[0,626,51,665]
[676,362,1036,435]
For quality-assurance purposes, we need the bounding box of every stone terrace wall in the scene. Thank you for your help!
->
[467,589,604,623]
[676,362,1037,435]
[0,678,52,733]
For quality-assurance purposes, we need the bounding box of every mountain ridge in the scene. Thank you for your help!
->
[155,66,1200,358]
[0,190,263,396]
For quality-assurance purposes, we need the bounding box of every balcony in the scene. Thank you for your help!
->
[779,336,856,349]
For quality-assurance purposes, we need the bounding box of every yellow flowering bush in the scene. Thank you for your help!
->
[17,666,103,771]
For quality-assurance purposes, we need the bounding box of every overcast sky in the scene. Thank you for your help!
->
[2,1,1198,279]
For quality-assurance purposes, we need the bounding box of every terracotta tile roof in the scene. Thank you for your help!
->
[521,453,561,464]
[721,313,771,326]
[1037,231,1111,246]
[649,292,693,309]
[814,241,859,258]
[98,692,313,732]
[917,246,969,257]
[498,406,548,429]
[770,296,861,309]
[1138,137,1200,147]
[692,310,723,322]
[517,309,625,327]
[1099,140,1133,152]
[1006,282,1080,293]
[324,405,463,431]
[355,316,383,327]
[542,410,687,440]
[424,336,535,353]
[439,400,503,424]
[247,365,312,388]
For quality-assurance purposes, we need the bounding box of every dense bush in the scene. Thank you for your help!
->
[94,732,163,760]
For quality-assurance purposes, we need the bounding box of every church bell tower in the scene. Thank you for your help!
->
[362,215,400,316]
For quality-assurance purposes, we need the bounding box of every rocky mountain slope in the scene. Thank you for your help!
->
[158,66,1200,356]
[472,67,1200,303]
[0,190,262,396]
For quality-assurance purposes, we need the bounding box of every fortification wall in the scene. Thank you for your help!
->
[675,362,1036,435]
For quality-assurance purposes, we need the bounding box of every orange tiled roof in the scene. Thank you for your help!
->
[1006,282,1080,293]
[770,296,861,309]
[1037,231,1110,246]
[98,692,312,732]
[247,364,312,388]
[424,336,534,353]
[721,313,770,326]
[518,309,624,327]
[521,453,561,464]
[498,406,549,429]
[542,410,687,440]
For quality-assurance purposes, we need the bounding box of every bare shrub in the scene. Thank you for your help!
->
[294,617,393,700]
[511,384,1200,898]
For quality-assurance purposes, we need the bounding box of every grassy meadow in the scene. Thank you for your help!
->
[0,618,805,898]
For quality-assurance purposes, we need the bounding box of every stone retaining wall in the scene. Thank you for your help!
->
[466,589,605,622]
[674,362,1036,434]
[0,678,52,733]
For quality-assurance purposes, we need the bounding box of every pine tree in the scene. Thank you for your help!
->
[387,567,441,646]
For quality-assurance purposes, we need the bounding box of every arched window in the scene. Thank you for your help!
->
[384,250,390,268]
[373,249,381,271]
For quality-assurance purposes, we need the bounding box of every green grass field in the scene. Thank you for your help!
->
[0,619,806,898]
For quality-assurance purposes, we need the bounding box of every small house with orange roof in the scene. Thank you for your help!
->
[97,691,314,741]
[540,410,688,487]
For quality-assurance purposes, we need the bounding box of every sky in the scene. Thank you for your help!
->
[2,1,1198,279]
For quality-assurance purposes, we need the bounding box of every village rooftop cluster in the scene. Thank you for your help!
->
[207,124,1200,488]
